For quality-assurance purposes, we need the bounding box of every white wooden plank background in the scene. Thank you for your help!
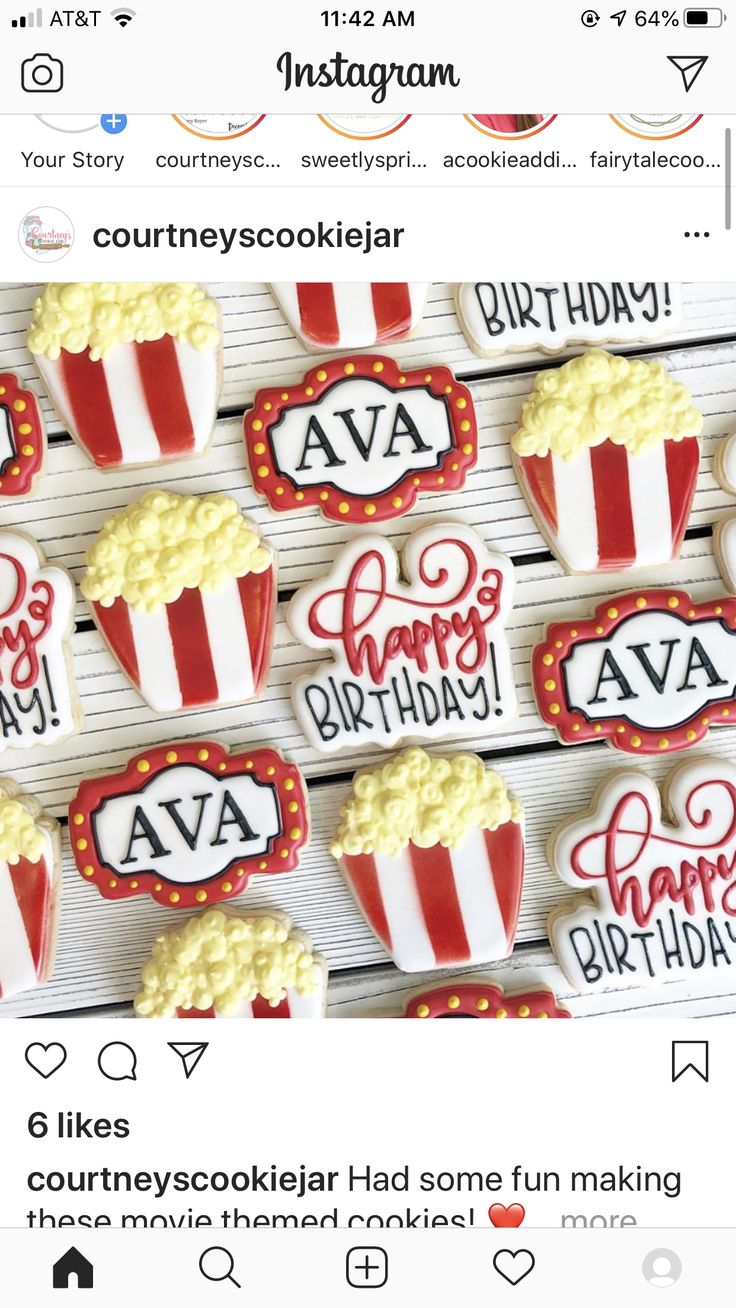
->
[3,281,736,1020]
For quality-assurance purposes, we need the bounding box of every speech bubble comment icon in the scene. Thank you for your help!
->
[98,1041,137,1081]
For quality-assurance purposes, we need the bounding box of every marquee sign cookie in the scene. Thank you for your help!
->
[0,531,80,752]
[134,908,326,1018]
[0,778,61,1002]
[270,282,429,351]
[331,747,524,972]
[533,589,736,755]
[244,355,478,524]
[403,981,571,1018]
[548,758,736,989]
[512,349,702,574]
[288,524,517,751]
[69,742,309,909]
[28,282,221,470]
[0,373,46,499]
[81,491,276,713]
[457,282,681,357]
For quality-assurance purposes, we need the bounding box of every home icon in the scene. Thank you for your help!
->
[52,1247,94,1289]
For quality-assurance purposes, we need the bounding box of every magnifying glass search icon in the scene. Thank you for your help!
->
[199,1246,241,1288]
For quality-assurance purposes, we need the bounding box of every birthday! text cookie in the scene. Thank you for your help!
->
[548,758,736,989]
[532,588,736,754]
[512,349,702,574]
[134,909,327,1018]
[331,747,524,972]
[82,491,276,713]
[70,742,309,909]
[270,282,429,351]
[0,778,61,1002]
[288,523,517,752]
[0,373,46,499]
[28,282,221,469]
[403,980,570,1019]
[245,355,477,524]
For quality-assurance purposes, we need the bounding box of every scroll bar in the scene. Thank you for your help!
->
[726,128,732,231]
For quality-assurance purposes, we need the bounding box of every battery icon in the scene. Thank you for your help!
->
[683,7,724,22]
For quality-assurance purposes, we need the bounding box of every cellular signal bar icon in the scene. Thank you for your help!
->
[12,8,43,25]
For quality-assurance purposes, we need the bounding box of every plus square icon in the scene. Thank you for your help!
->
[346,1247,388,1289]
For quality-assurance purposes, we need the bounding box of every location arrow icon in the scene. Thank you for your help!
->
[667,54,708,91]
[167,1042,209,1080]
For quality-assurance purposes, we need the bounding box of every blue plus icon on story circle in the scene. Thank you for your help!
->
[100,113,127,134]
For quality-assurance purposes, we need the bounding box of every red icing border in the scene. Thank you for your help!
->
[404,983,571,1019]
[69,741,309,908]
[532,588,736,755]
[0,373,44,497]
[243,354,478,523]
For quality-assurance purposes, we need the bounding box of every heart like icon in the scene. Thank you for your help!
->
[25,1042,67,1079]
[493,1249,536,1286]
[488,1203,526,1228]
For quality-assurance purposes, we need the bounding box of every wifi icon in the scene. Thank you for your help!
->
[110,6,135,25]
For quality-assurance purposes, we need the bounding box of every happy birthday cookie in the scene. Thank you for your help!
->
[548,757,736,989]
[134,908,327,1018]
[403,980,571,1018]
[270,282,429,352]
[532,588,736,754]
[0,530,80,753]
[245,355,477,523]
[512,349,702,574]
[0,373,46,499]
[81,491,276,713]
[331,747,524,972]
[28,282,221,469]
[457,282,681,357]
[0,778,61,1002]
[70,741,309,908]
[288,523,517,752]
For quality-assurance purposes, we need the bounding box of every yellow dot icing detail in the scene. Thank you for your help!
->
[549,703,560,715]
[462,441,473,453]
[338,502,350,515]
[289,828,302,841]
[83,865,94,877]
[496,1009,507,1019]
[21,445,34,457]
[542,653,554,666]
[195,890,207,903]
[659,738,670,750]
[169,892,180,904]
[447,995,460,1009]
[81,490,272,613]
[607,607,618,619]
[512,348,703,459]
[544,679,556,691]
[284,778,295,791]
[0,799,46,864]
[372,361,384,373]
[392,497,403,509]
[18,423,33,436]
[316,369,328,381]
[221,881,233,894]
[13,399,26,413]
[668,597,680,609]
[330,746,522,858]
[76,838,88,851]
[631,735,642,748]
[518,1004,530,1018]
[253,442,266,455]
[416,1003,430,1018]
[28,282,220,361]
[686,730,697,741]
[364,504,376,517]
[137,760,150,773]
[197,748,210,761]
[475,997,489,1012]
[636,597,647,608]
[166,750,178,763]
[73,813,84,826]
[344,362,355,375]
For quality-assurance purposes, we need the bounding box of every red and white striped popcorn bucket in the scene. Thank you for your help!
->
[0,834,57,1001]
[35,336,220,469]
[514,436,700,574]
[270,282,429,351]
[339,821,525,973]
[91,567,276,713]
[174,979,326,1020]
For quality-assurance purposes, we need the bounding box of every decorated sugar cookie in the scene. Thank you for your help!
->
[0,778,61,1002]
[0,531,80,752]
[331,747,524,972]
[270,282,429,352]
[134,909,327,1018]
[713,432,736,591]
[28,283,221,469]
[457,282,681,357]
[288,523,517,752]
[533,588,736,755]
[404,981,570,1019]
[0,373,46,499]
[512,349,702,574]
[70,742,308,908]
[548,758,736,989]
[81,491,276,713]
[245,355,477,523]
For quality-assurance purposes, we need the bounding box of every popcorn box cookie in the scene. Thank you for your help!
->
[134,909,327,1018]
[331,747,525,973]
[28,282,222,470]
[82,491,276,713]
[511,349,702,574]
[0,778,61,1001]
[270,282,429,352]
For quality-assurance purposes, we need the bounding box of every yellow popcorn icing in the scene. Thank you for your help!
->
[512,348,703,460]
[81,490,272,613]
[0,799,46,865]
[28,282,220,362]
[134,910,322,1018]
[330,747,523,859]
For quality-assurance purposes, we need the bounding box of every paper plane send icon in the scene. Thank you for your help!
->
[168,1042,209,1079]
[668,54,709,91]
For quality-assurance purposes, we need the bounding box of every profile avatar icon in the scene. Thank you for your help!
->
[641,1248,682,1288]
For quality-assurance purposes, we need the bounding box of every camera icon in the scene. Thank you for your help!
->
[21,53,64,93]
